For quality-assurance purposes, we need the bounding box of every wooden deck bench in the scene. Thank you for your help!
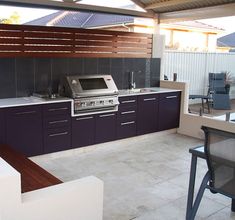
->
[0,144,62,193]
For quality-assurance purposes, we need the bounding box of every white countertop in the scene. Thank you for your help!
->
[0,96,72,109]
[118,87,180,97]
[0,87,180,109]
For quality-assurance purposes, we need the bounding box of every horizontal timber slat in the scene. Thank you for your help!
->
[0,52,152,58]
[23,32,74,39]
[75,41,152,48]
[75,35,114,41]
[0,24,151,37]
[0,30,23,37]
[0,24,153,58]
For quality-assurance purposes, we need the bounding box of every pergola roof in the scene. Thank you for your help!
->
[1,0,235,22]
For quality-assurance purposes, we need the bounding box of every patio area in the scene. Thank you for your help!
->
[189,99,235,117]
[31,131,235,220]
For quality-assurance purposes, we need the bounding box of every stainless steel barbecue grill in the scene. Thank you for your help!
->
[59,75,119,116]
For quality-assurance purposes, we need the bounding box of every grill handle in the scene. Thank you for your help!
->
[76,116,94,121]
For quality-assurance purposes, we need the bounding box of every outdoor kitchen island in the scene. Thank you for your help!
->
[0,87,181,157]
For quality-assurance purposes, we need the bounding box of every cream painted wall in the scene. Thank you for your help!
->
[160,80,235,139]
[0,158,103,220]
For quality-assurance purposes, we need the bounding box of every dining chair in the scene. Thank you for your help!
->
[187,126,235,220]
[208,73,231,110]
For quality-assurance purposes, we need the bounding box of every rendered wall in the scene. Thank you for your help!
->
[160,80,235,139]
[0,158,103,220]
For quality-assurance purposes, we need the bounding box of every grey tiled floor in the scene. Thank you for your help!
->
[31,132,235,220]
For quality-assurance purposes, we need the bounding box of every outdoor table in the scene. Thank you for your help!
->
[186,145,235,219]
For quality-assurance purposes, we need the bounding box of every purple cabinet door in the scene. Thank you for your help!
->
[95,113,117,144]
[72,115,95,148]
[158,92,181,131]
[137,94,159,135]
[6,105,43,156]
[0,109,5,144]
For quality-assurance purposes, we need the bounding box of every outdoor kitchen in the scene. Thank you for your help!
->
[0,1,235,220]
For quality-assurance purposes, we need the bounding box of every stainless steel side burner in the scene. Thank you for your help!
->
[59,75,119,115]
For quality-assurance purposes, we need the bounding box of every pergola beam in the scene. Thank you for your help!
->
[131,0,159,18]
[0,0,155,18]
[160,2,235,23]
[145,0,198,10]
[130,0,147,9]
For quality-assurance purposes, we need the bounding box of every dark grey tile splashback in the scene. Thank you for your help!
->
[0,57,160,98]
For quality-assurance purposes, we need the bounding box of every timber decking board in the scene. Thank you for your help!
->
[0,144,62,193]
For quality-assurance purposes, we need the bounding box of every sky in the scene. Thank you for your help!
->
[199,16,235,36]
[0,6,56,23]
[79,0,134,8]
[0,1,235,35]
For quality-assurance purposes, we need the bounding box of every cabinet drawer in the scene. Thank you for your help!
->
[117,119,136,139]
[138,94,159,103]
[118,106,137,119]
[43,102,71,116]
[44,127,71,153]
[159,92,181,100]
[7,105,41,116]
[119,96,137,107]
[44,115,71,129]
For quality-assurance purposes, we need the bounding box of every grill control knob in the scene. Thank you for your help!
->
[100,100,104,105]
[81,102,86,107]
[109,100,114,104]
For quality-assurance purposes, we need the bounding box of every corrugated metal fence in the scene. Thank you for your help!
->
[162,51,235,100]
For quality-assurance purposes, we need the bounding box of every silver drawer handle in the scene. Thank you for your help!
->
[76,116,93,121]
[121,100,136,104]
[166,96,177,99]
[121,121,135,126]
[121,110,135,115]
[144,98,156,101]
[49,120,68,124]
[15,111,36,115]
[48,107,68,112]
[49,132,68,137]
[99,113,115,118]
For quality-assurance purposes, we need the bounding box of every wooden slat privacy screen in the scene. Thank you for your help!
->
[0,24,152,58]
